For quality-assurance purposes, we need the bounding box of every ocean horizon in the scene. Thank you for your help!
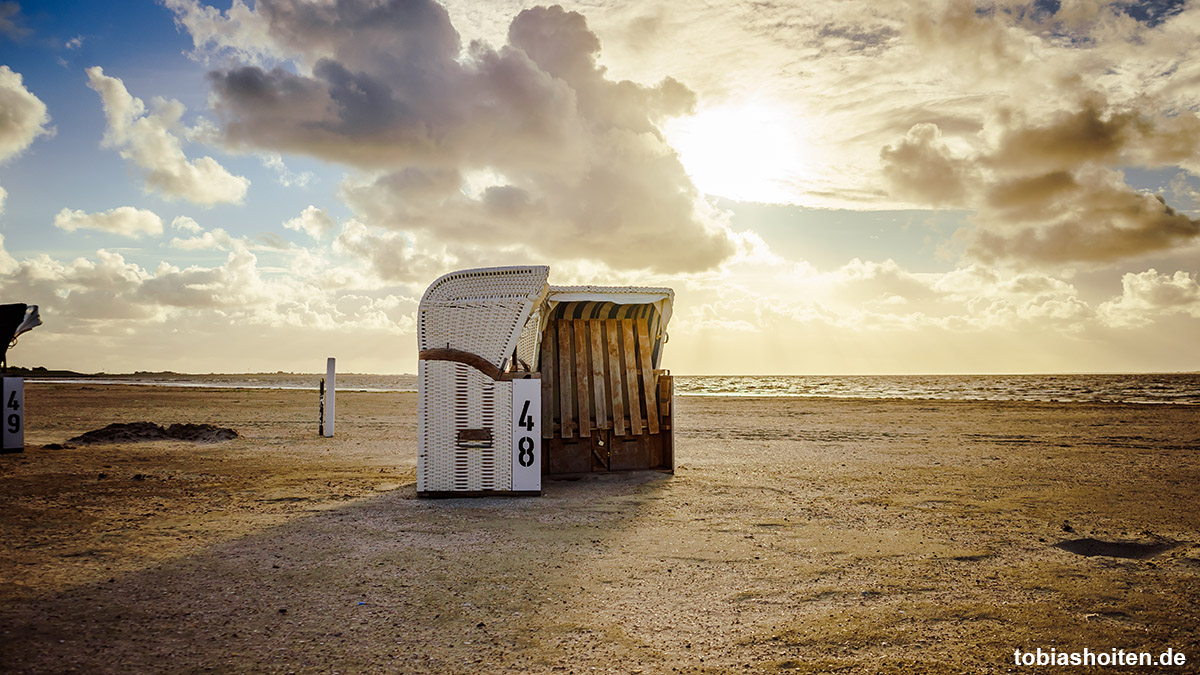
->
[20,371,1200,405]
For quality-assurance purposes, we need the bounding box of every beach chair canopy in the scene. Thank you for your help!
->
[1,303,41,367]
[541,286,673,369]
[417,266,550,373]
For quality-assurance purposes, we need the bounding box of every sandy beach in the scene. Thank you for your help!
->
[1,382,1198,673]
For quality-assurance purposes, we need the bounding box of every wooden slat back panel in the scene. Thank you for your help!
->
[604,319,627,436]
[621,319,644,435]
[572,319,592,437]
[589,321,608,429]
[543,317,661,442]
[540,322,556,439]
[557,319,574,439]
[636,320,660,435]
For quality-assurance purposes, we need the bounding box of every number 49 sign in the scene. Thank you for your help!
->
[511,379,541,493]
[2,378,23,452]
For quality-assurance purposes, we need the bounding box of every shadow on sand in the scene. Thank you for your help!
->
[0,472,673,673]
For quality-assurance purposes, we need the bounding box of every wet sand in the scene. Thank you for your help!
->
[1,383,1198,673]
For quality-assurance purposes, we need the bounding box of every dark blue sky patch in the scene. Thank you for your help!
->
[1120,0,1187,27]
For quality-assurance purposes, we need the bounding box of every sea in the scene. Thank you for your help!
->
[28,372,1200,405]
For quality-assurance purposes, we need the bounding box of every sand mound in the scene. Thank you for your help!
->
[67,422,238,445]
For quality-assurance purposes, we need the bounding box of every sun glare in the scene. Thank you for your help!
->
[664,101,814,204]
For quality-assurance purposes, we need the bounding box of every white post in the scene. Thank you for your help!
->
[323,357,335,437]
[2,377,24,453]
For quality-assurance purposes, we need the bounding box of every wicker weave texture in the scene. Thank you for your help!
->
[418,267,546,493]
[514,301,543,371]
[419,266,550,370]
[418,360,513,492]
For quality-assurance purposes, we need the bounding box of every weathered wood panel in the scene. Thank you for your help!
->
[636,320,659,435]
[604,319,626,436]
[589,321,608,429]
[621,319,643,435]
[556,320,574,439]
[573,319,591,437]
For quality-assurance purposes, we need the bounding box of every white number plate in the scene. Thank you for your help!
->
[511,379,541,492]
[2,378,23,451]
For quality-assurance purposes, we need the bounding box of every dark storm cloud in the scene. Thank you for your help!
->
[193,0,731,273]
[881,92,1200,266]
[972,179,1200,264]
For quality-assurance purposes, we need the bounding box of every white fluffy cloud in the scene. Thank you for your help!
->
[0,65,51,161]
[171,215,204,234]
[262,153,315,187]
[0,231,420,371]
[0,64,51,208]
[169,227,236,250]
[1099,269,1200,327]
[84,66,249,206]
[162,0,278,65]
[283,205,335,240]
[53,206,164,238]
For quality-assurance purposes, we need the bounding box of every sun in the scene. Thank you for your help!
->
[664,100,814,204]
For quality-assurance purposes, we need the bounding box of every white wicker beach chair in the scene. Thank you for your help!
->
[417,266,550,496]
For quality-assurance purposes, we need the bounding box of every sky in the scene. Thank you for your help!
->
[0,0,1198,375]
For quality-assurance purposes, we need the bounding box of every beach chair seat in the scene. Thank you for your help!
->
[536,286,675,476]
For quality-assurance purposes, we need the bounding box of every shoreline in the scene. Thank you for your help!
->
[13,378,1199,406]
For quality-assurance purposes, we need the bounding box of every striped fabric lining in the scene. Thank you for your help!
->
[548,301,666,367]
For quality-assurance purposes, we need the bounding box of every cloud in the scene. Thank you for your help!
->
[173,0,732,273]
[984,93,1200,175]
[1168,172,1200,212]
[880,123,974,206]
[1099,268,1200,327]
[171,215,204,234]
[907,0,1031,78]
[53,206,164,238]
[0,246,156,324]
[880,92,1200,266]
[859,2,1200,267]
[161,0,277,65]
[0,233,417,344]
[169,227,236,250]
[0,1,25,40]
[84,66,249,206]
[331,218,449,284]
[0,65,52,161]
[969,167,1200,264]
[261,152,314,187]
[283,205,334,240]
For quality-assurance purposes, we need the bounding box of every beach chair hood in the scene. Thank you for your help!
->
[417,266,550,373]
[1,303,41,368]
[542,286,674,369]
